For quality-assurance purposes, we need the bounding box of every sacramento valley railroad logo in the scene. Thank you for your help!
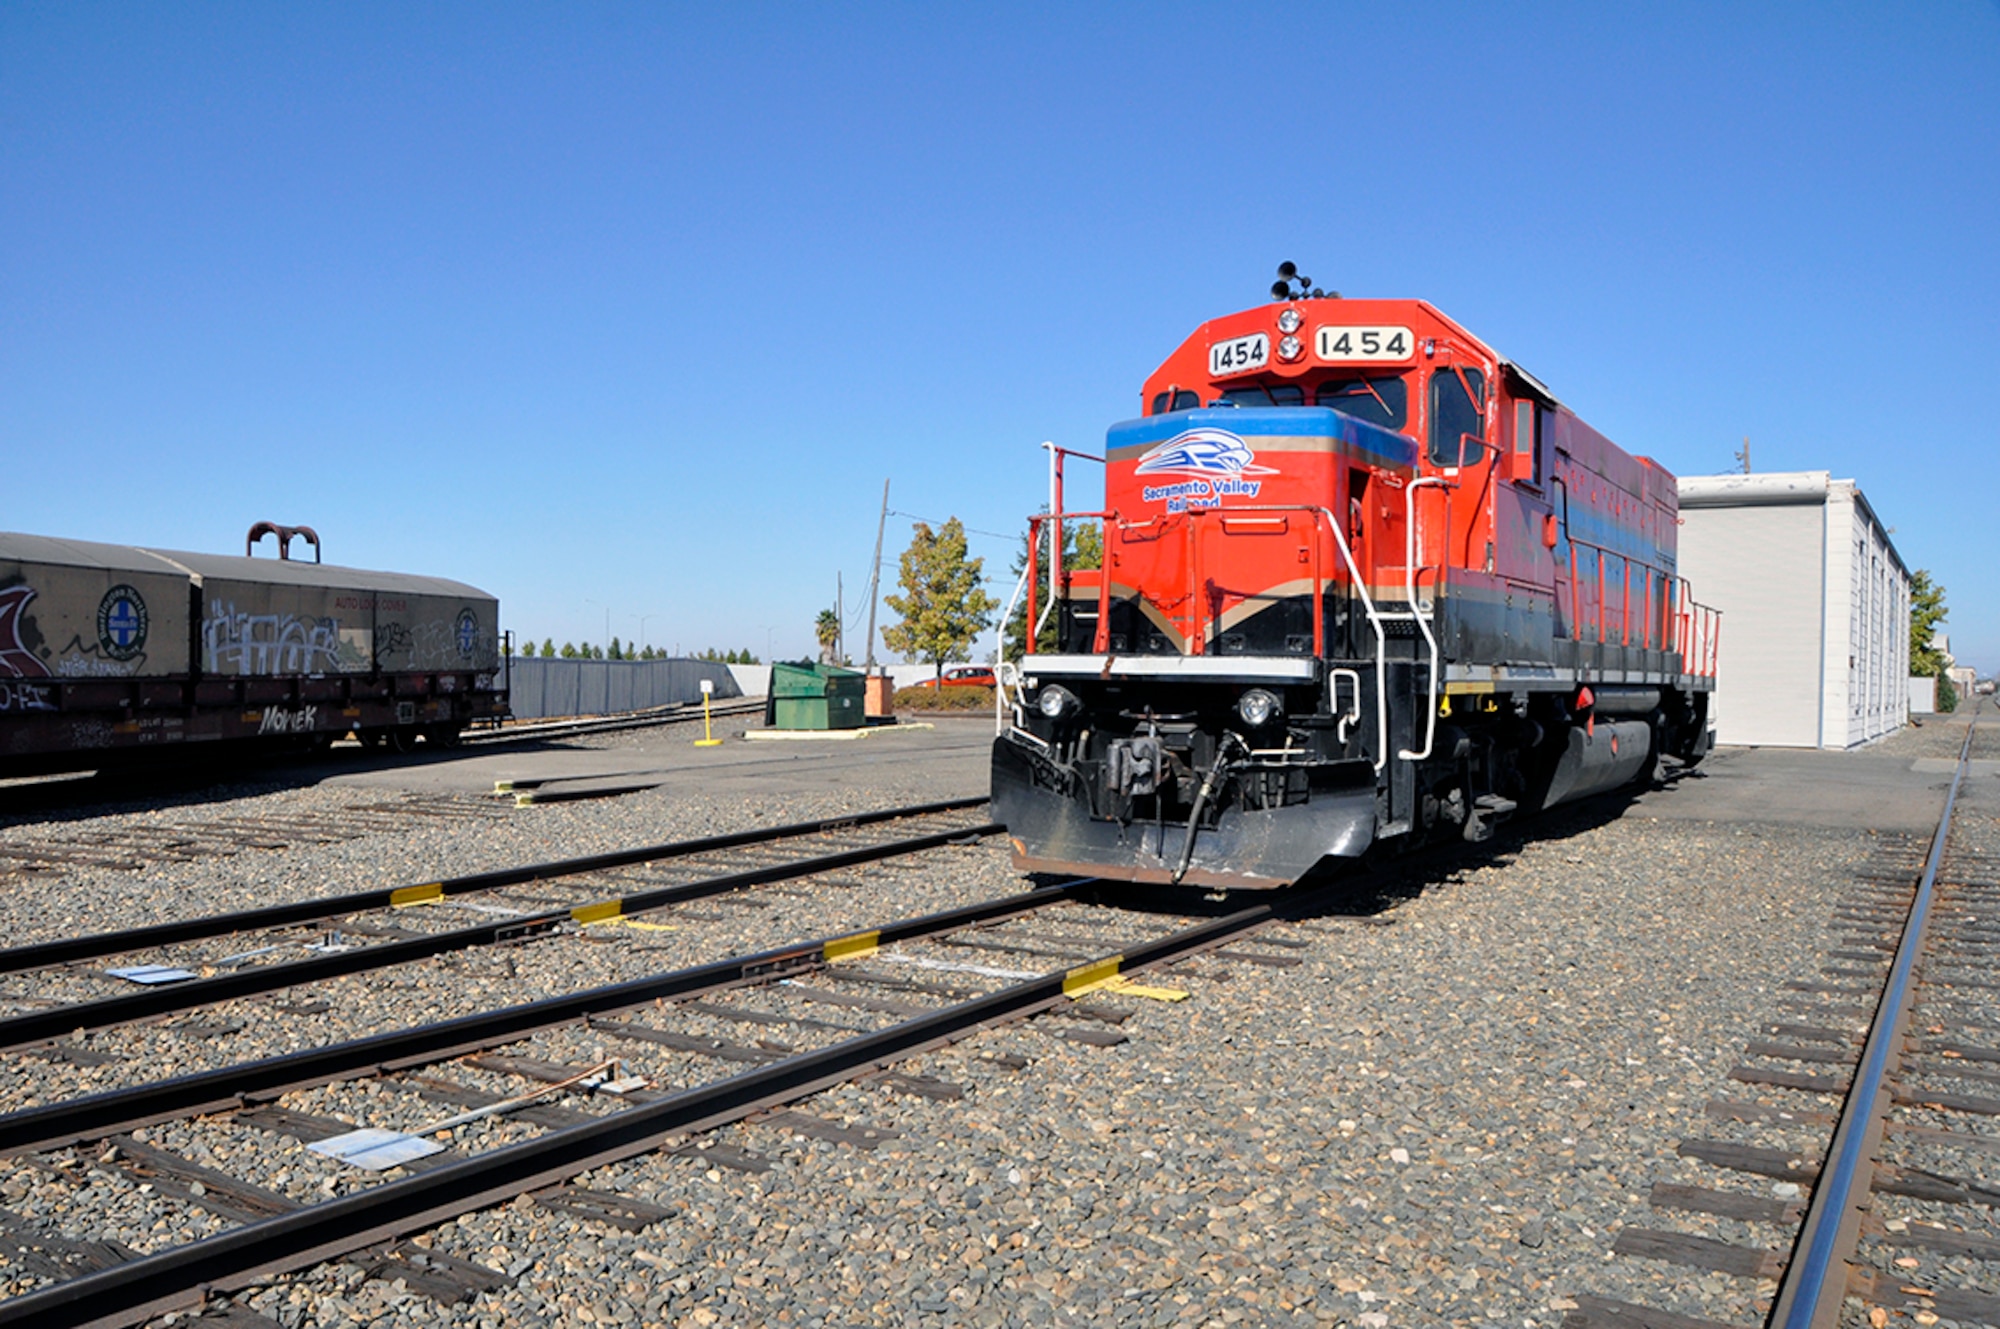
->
[1132,428,1277,482]
[96,585,149,661]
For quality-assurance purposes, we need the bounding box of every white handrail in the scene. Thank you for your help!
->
[995,557,1036,736]
[1190,504,1389,772]
[1037,443,1059,638]
[1397,478,1448,761]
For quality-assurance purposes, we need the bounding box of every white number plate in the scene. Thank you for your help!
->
[1315,325,1414,362]
[1209,332,1269,377]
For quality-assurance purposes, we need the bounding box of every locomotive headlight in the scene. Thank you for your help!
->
[1277,309,1302,334]
[1237,688,1283,728]
[1037,684,1081,720]
[1277,335,1303,362]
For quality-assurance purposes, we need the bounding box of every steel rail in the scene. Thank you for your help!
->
[1768,715,1978,1329]
[0,881,1085,1158]
[463,698,764,745]
[0,881,1324,1329]
[0,819,1003,1052]
[0,795,987,975]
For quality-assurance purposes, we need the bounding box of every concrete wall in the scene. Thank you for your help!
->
[503,657,743,720]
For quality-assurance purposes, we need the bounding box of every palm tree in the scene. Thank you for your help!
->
[815,608,842,664]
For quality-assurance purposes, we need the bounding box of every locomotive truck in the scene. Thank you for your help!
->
[992,283,1717,889]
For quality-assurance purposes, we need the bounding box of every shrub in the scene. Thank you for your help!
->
[893,685,996,711]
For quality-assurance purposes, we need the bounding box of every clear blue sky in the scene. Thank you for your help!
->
[5,3,1997,668]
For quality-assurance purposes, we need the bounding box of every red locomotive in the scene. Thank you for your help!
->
[992,272,1717,888]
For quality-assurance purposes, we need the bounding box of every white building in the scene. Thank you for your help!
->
[1676,471,1909,748]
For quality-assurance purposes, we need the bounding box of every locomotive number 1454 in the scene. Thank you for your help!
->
[1209,332,1269,377]
[1316,325,1414,362]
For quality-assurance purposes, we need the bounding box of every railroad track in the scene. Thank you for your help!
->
[0,797,996,1057]
[0,698,765,825]
[1571,703,2000,1329]
[463,697,767,747]
[0,793,511,879]
[0,865,1326,1325]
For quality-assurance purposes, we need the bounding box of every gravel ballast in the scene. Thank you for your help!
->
[0,720,1967,1326]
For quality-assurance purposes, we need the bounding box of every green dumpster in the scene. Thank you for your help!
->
[767,662,865,730]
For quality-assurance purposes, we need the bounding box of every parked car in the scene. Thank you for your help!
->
[915,666,997,689]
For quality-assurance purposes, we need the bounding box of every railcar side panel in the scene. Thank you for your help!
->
[0,531,505,775]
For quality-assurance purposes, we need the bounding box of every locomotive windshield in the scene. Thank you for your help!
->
[1215,383,1305,408]
[1315,374,1408,429]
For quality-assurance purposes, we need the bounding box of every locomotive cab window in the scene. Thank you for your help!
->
[1512,399,1543,485]
[1428,366,1487,467]
[1216,383,1305,408]
[1149,389,1201,415]
[1315,374,1408,429]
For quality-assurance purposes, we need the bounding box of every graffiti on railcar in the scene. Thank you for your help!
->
[53,637,147,677]
[257,704,319,735]
[204,601,347,676]
[0,584,52,679]
[0,681,55,712]
[408,618,464,668]
[374,621,412,662]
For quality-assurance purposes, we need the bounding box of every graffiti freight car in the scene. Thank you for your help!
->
[0,530,504,775]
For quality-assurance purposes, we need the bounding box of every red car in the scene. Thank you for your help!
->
[916,666,997,689]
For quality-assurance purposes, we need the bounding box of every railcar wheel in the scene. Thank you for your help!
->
[424,723,463,749]
[386,727,420,753]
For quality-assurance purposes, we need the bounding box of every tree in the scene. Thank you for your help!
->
[515,639,532,658]
[1910,570,1949,678]
[541,638,556,658]
[560,642,578,658]
[815,608,842,664]
[883,517,1001,679]
[1002,517,1103,660]
[610,636,623,661]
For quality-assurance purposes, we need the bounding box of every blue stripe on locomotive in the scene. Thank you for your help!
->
[1106,407,1419,472]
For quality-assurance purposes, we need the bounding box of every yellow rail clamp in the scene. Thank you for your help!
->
[825,930,880,962]
[493,780,514,794]
[1063,955,1124,998]
[515,792,535,808]
[390,883,445,909]
[1101,975,1189,1002]
[571,900,623,925]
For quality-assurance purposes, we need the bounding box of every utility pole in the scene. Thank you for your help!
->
[863,478,889,669]
[1735,436,1751,474]
[836,571,844,665]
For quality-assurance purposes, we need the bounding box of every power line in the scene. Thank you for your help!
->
[885,510,1020,543]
